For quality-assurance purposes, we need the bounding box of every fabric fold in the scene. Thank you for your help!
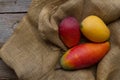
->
[0,0,120,80]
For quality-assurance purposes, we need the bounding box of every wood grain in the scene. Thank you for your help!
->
[0,14,26,46]
[0,0,31,47]
[0,59,18,79]
[0,0,31,13]
[0,0,32,79]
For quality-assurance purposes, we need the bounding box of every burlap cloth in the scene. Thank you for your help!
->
[0,0,120,80]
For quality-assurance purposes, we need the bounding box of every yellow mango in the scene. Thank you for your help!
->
[81,15,110,42]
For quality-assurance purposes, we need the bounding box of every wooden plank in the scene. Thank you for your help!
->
[0,0,31,12]
[0,0,31,78]
[0,59,18,79]
[0,14,26,47]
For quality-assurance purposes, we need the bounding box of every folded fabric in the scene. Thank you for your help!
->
[0,0,120,80]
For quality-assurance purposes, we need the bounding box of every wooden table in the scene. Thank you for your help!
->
[0,0,32,79]
[0,0,32,47]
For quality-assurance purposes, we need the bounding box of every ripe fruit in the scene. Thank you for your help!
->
[60,42,110,70]
[59,17,81,48]
[81,15,110,42]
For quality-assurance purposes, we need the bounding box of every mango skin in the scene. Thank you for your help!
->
[81,15,110,42]
[60,42,110,70]
[59,17,81,48]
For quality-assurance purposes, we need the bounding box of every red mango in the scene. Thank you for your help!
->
[59,17,81,48]
[60,42,110,70]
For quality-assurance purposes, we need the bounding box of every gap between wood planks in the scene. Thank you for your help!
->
[0,11,27,14]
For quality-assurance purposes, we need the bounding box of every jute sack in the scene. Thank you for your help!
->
[0,0,120,80]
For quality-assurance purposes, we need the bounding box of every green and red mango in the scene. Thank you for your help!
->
[60,42,110,70]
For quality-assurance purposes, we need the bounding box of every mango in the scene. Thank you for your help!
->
[81,15,110,42]
[60,42,110,70]
[59,17,81,48]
